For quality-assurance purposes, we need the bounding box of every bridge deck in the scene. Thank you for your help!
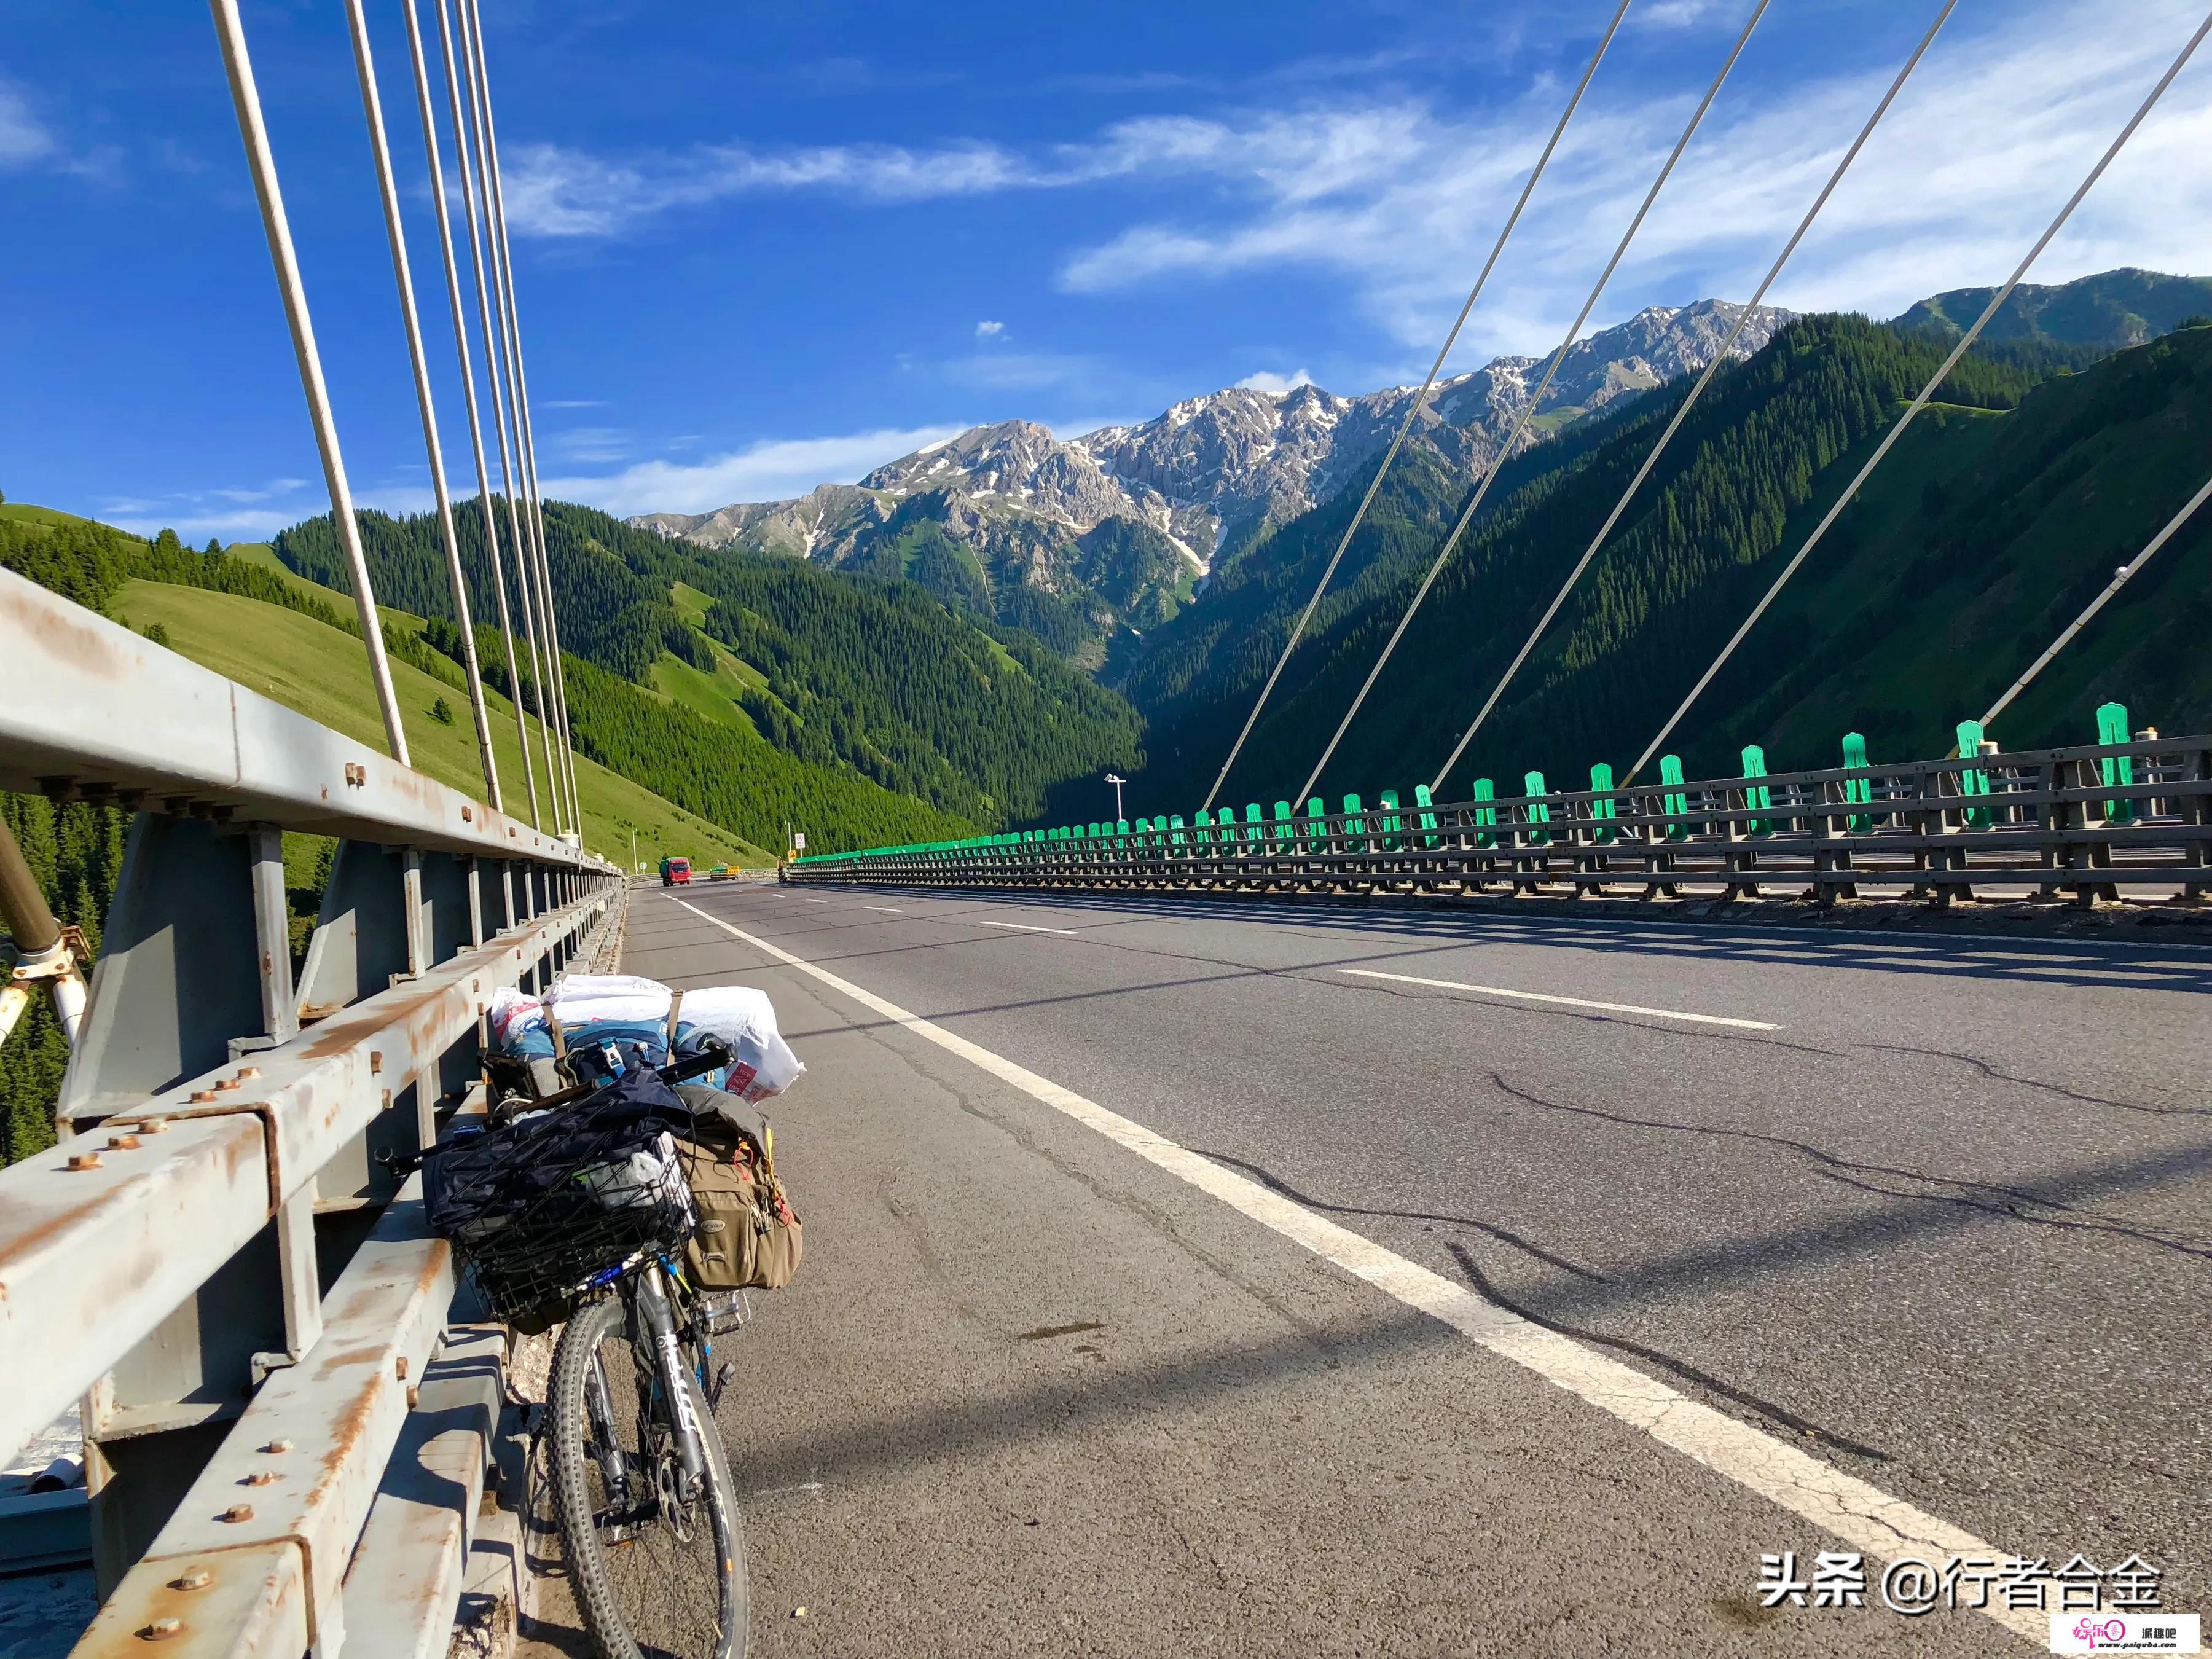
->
[529,882,2209,1655]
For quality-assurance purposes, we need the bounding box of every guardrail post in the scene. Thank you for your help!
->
[401,849,429,979]
[2183,739,2211,902]
[249,827,324,1368]
[1340,795,1364,890]
[465,857,487,947]
[249,826,299,1048]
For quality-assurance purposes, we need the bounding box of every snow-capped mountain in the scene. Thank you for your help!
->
[633,300,1792,573]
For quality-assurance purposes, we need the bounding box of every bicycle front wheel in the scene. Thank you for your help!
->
[548,1296,747,1659]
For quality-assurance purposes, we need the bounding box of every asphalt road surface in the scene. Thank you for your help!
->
[545,880,2209,1657]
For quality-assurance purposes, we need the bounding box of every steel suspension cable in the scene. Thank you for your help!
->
[465,0,582,834]
[209,0,410,766]
[406,0,535,822]
[346,0,502,807]
[1194,0,1630,814]
[1428,0,1953,795]
[1979,467,2212,730]
[1295,0,1769,809]
[460,0,577,837]
[1626,5,2212,785]
[442,0,557,831]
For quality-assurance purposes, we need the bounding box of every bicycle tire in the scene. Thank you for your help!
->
[549,1297,747,1659]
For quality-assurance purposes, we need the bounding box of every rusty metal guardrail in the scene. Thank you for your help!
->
[789,723,2211,909]
[1,565,621,1657]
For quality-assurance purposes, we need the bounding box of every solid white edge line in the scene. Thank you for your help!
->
[667,894,2039,1647]
[1341,967,1779,1030]
[970,919,1081,936]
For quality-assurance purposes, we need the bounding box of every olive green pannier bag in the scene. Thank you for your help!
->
[674,1084,802,1291]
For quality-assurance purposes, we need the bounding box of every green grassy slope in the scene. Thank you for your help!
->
[0,502,103,530]
[272,499,1145,830]
[111,581,768,870]
[648,647,761,735]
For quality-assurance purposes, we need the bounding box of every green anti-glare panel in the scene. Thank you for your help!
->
[1659,755,1687,839]
[1740,745,1771,835]
[1522,771,1550,842]
[1472,778,1497,845]
[2096,701,2136,821]
[1841,734,1872,831]
[1954,720,1992,828]
[1588,762,1617,843]
[1413,783,1439,849]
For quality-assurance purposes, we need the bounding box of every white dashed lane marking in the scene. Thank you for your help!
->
[669,893,2033,1647]
[970,919,1080,936]
[1338,967,1779,1030]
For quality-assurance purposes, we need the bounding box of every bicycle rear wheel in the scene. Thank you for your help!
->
[549,1296,747,1659]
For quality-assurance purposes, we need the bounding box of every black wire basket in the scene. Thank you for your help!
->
[427,1088,701,1325]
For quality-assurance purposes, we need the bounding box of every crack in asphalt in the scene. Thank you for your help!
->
[1193,1150,1612,1284]
[1861,1041,2211,1120]
[1486,1072,2212,1260]
[1177,1146,1891,1463]
[1438,1240,1891,1462]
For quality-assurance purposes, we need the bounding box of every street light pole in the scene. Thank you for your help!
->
[1105,772,1126,822]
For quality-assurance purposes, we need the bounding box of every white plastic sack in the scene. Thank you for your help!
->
[548,974,673,1028]
[678,984,804,1102]
[487,987,544,1049]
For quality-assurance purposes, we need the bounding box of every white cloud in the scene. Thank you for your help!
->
[1054,0,2212,361]
[481,0,2212,379]
[1236,368,1316,394]
[975,319,1006,339]
[104,506,296,541]
[547,426,633,465]
[540,425,968,516]
[0,80,56,167]
[99,477,431,543]
[1637,0,1735,28]
[939,350,1107,394]
[502,139,1054,236]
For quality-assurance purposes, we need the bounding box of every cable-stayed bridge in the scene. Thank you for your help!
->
[2,2,2210,1657]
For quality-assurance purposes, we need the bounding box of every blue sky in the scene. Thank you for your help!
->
[7,0,2212,540]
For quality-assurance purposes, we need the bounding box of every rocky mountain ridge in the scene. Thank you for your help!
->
[632,298,1794,581]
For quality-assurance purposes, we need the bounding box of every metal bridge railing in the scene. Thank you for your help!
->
[0,565,622,1657]
[788,729,2211,909]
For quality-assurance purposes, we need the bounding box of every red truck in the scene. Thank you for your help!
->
[659,855,691,886]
